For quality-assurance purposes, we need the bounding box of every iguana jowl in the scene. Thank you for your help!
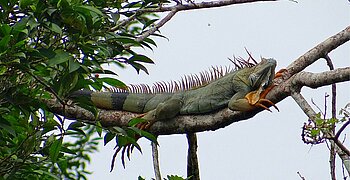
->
[71,57,279,126]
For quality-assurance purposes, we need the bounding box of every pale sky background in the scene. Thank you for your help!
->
[88,1,350,179]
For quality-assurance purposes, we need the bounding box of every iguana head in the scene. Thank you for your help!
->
[247,57,277,90]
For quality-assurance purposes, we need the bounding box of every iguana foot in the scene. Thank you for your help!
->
[134,113,156,130]
[274,68,287,79]
[245,85,279,112]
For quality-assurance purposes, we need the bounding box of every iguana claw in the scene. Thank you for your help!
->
[135,113,156,130]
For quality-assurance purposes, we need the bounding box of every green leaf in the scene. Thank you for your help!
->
[129,54,154,64]
[67,121,86,136]
[60,146,76,155]
[0,35,10,51]
[129,61,149,74]
[138,176,146,180]
[19,0,38,9]
[128,118,147,127]
[57,158,68,173]
[114,126,129,135]
[69,59,80,73]
[0,65,7,75]
[96,121,102,137]
[310,129,320,137]
[114,37,141,46]
[0,24,11,35]
[47,50,72,66]
[143,18,158,29]
[75,5,104,16]
[140,130,157,144]
[111,13,120,23]
[104,132,115,146]
[166,175,189,180]
[49,23,62,35]
[143,37,157,47]
[98,77,127,88]
[13,52,26,58]
[49,138,63,163]
[129,127,157,143]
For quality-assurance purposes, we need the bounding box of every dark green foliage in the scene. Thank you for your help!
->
[0,0,163,178]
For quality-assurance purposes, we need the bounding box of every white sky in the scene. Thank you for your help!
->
[88,1,350,179]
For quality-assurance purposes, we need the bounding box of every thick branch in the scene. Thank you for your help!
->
[285,26,350,78]
[336,145,350,175]
[46,25,350,135]
[293,67,350,89]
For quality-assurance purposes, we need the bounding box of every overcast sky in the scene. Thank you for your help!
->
[88,1,350,179]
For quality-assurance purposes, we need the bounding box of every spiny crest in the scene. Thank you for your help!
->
[229,48,258,70]
[111,51,258,94]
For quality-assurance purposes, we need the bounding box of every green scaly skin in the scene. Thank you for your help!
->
[71,58,277,123]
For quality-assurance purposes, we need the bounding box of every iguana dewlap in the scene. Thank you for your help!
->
[71,58,278,122]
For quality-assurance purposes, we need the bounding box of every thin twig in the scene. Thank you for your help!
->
[120,0,276,46]
[152,142,162,180]
[110,13,138,32]
[325,54,337,180]
[136,9,177,43]
[122,9,177,50]
[137,0,276,13]
[335,119,350,140]
[27,70,65,105]
[187,133,200,180]
[297,171,306,180]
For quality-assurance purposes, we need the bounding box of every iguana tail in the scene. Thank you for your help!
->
[70,90,173,113]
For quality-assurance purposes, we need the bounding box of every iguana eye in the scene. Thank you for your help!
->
[262,81,268,88]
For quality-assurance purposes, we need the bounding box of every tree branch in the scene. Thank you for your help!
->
[135,9,177,43]
[324,54,336,180]
[285,26,350,79]
[138,0,276,13]
[46,25,350,136]
[187,133,200,180]
[152,142,162,180]
[336,145,350,176]
[116,0,277,47]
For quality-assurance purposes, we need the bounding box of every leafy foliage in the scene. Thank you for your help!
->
[302,104,350,145]
[107,118,158,171]
[0,0,164,178]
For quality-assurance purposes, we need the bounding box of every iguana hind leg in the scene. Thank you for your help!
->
[135,98,183,130]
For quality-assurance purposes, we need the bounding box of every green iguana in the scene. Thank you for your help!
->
[70,57,280,127]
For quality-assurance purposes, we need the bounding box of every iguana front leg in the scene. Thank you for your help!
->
[244,68,287,111]
[228,68,286,112]
[244,85,279,112]
[228,85,278,112]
